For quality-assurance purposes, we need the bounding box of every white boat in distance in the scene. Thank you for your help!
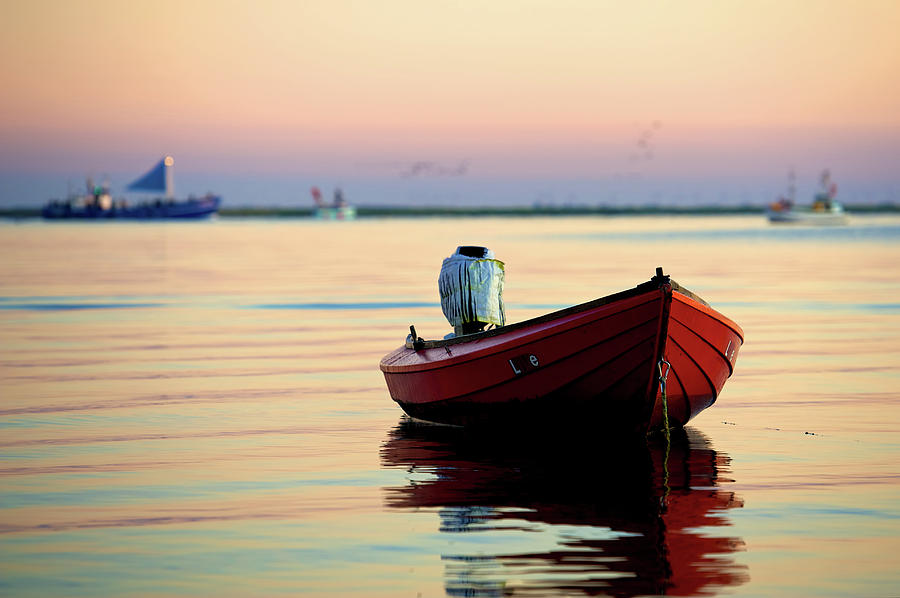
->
[767,169,848,225]
[311,186,356,221]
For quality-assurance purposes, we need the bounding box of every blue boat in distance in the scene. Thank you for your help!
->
[43,156,221,219]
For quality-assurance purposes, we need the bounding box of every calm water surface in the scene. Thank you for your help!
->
[1,215,899,597]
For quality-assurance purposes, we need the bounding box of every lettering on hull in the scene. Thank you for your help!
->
[509,354,540,376]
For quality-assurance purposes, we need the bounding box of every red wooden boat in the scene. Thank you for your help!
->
[379,268,743,433]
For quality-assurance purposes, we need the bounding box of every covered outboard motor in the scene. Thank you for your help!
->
[438,246,506,336]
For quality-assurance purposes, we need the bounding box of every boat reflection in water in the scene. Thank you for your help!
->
[381,421,748,596]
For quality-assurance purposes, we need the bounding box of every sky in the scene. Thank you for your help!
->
[1,0,899,203]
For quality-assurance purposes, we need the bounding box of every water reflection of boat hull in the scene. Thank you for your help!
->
[381,422,748,596]
[380,270,743,433]
[42,195,221,220]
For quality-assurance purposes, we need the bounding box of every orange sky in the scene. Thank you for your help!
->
[2,0,899,177]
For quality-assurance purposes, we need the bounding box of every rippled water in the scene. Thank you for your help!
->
[2,215,899,596]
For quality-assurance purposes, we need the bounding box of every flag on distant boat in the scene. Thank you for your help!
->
[128,156,175,198]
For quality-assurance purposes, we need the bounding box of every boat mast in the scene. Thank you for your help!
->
[787,168,796,203]
[164,155,175,199]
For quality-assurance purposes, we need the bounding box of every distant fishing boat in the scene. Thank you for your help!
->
[767,169,848,225]
[42,156,220,220]
[380,249,743,434]
[311,186,356,220]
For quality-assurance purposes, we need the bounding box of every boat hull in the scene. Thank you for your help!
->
[379,274,743,433]
[314,206,356,220]
[766,207,847,225]
[42,195,221,220]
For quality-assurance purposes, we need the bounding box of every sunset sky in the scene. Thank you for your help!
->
[1,0,899,198]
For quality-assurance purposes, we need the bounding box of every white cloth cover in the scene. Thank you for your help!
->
[438,253,506,328]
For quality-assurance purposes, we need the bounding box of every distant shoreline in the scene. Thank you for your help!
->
[3,203,900,219]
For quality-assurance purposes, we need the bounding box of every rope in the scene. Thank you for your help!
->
[657,358,671,442]
[657,358,672,508]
